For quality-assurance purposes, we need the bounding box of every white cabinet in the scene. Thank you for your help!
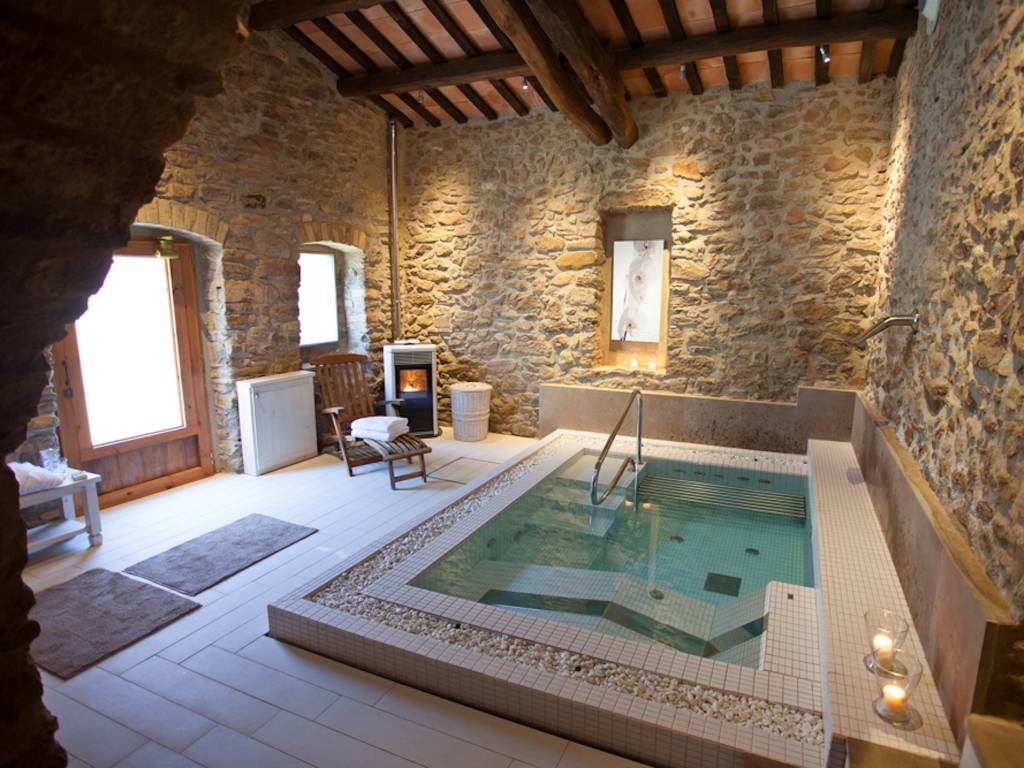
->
[236,371,317,476]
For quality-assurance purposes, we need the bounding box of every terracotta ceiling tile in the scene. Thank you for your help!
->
[624,0,670,40]
[473,80,515,115]
[579,1,628,47]
[778,0,818,21]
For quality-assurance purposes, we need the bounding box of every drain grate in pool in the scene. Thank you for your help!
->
[704,572,742,597]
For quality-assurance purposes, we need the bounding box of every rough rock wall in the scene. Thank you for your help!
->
[134,31,390,469]
[0,3,246,766]
[399,80,895,435]
[870,1,1024,619]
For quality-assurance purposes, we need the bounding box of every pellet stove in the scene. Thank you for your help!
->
[383,343,438,437]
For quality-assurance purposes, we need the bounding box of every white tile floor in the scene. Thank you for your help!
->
[26,429,648,768]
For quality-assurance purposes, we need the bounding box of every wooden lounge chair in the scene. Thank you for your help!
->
[311,353,431,489]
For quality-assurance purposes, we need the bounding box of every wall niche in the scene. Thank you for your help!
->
[596,208,672,373]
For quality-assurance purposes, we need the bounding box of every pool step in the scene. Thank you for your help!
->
[638,475,806,519]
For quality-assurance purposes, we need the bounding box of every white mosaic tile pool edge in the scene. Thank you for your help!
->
[270,431,826,767]
[808,439,959,764]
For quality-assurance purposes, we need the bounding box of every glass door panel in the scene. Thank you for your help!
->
[75,255,185,446]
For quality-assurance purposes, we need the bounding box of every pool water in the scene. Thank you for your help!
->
[412,451,813,665]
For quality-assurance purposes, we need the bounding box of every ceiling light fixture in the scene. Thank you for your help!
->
[418,91,425,104]
[521,76,530,91]
[679,63,686,80]
[819,45,831,64]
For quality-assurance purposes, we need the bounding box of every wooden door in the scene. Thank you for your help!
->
[53,239,214,507]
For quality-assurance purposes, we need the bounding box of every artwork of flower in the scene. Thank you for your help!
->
[611,240,663,343]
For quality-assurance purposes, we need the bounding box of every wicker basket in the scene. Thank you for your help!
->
[450,382,492,442]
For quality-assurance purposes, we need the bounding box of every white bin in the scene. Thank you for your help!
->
[450,382,492,442]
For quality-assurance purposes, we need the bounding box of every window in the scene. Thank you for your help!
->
[298,251,339,346]
[76,255,186,445]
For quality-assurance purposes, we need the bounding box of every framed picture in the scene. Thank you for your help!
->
[610,239,663,343]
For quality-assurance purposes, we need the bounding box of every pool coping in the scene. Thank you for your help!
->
[269,430,826,768]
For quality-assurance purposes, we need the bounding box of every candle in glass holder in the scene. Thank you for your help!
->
[863,609,908,672]
[882,683,907,712]
[872,633,894,663]
[647,359,657,371]
[629,358,639,370]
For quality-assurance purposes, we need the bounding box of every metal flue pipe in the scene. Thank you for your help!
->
[386,118,401,342]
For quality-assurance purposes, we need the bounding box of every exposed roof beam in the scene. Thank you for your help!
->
[709,0,741,91]
[345,8,467,124]
[886,37,907,77]
[607,0,666,98]
[762,0,784,89]
[478,0,611,145]
[335,9,918,97]
[815,0,831,86]
[656,0,702,95]
[524,0,636,147]
[858,0,886,83]
[466,0,556,112]
[282,25,413,127]
[250,0,379,30]
[418,0,521,118]
[614,8,918,70]
[382,2,500,120]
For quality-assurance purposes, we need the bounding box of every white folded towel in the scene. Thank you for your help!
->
[351,416,409,442]
[8,462,65,494]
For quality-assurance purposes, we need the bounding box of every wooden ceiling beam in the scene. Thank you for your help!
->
[656,0,702,95]
[614,8,918,70]
[815,0,831,86]
[608,0,666,98]
[346,9,468,124]
[478,0,611,145]
[282,25,413,127]
[467,0,556,112]
[335,9,918,98]
[417,0,518,119]
[709,0,741,91]
[762,0,784,89]
[250,0,379,30]
[858,0,886,83]
[523,0,636,147]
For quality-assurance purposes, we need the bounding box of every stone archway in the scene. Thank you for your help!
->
[0,4,246,766]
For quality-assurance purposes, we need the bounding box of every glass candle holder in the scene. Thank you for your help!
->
[872,649,923,729]
[863,608,909,672]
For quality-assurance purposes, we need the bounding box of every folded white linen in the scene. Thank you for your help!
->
[354,429,410,443]
[8,462,65,494]
[351,416,409,441]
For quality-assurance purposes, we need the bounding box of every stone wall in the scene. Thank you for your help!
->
[136,31,391,469]
[7,349,61,527]
[399,80,895,435]
[869,1,1024,619]
[0,3,246,765]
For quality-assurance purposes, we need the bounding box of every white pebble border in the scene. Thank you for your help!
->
[312,436,824,746]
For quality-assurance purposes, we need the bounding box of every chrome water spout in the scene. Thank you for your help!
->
[853,312,920,348]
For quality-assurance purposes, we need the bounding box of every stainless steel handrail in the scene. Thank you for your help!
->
[589,388,643,505]
[853,312,919,347]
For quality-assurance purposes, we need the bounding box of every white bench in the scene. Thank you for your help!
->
[21,472,102,554]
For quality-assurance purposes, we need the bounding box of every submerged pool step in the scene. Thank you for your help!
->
[638,475,806,519]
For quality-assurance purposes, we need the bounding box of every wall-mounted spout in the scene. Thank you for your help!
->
[853,312,920,348]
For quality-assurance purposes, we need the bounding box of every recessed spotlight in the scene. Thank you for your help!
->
[819,45,831,64]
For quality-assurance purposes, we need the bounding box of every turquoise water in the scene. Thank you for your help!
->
[412,451,813,662]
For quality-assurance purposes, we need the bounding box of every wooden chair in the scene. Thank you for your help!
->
[311,353,431,489]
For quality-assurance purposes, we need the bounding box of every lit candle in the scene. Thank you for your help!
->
[872,633,894,663]
[647,359,657,370]
[629,358,639,369]
[882,683,907,711]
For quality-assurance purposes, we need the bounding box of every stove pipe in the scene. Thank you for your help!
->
[386,118,401,342]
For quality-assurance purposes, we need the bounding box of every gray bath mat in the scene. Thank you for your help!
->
[125,513,316,595]
[31,568,199,679]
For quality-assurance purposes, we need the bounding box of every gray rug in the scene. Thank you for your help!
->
[125,513,316,595]
[31,568,199,679]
